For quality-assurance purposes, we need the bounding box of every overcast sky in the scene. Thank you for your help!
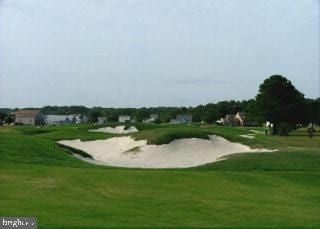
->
[0,0,319,108]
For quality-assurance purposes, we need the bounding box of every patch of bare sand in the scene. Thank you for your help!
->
[89,126,138,134]
[58,135,275,168]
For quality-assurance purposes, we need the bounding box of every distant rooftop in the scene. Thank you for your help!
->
[12,110,40,118]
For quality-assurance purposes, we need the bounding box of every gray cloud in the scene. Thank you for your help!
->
[0,0,318,108]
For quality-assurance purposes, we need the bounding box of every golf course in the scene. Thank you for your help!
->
[1,0,319,228]
[0,123,319,228]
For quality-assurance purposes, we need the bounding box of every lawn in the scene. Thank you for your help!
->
[0,124,319,228]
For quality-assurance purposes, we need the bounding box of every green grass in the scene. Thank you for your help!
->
[0,124,319,228]
[0,133,89,167]
[196,150,320,171]
[1,163,319,228]
[200,125,320,149]
[132,125,209,144]
[16,124,116,141]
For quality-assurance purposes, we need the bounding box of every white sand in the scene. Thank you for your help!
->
[250,130,264,134]
[89,125,138,134]
[239,130,265,139]
[59,135,274,168]
[239,134,255,139]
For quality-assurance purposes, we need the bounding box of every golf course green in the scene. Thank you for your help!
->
[0,123,319,228]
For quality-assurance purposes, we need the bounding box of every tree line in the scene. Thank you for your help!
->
[1,75,319,135]
[36,100,261,124]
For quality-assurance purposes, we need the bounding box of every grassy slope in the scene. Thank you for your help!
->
[0,124,319,228]
[133,125,209,144]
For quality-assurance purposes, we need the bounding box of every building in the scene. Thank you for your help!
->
[97,117,108,124]
[143,114,158,123]
[118,115,131,123]
[12,110,45,125]
[68,114,89,124]
[170,115,192,124]
[235,112,246,126]
[45,114,88,125]
[219,112,247,126]
[69,114,81,124]
[45,115,76,125]
[219,114,238,126]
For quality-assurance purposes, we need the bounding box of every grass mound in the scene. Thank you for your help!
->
[132,126,209,144]
[0,133,89,167]
[196,150,320,171]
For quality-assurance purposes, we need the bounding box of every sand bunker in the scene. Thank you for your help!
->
[250,130,264,134]
[239,134,255,139]
[239,130,265,139]
[90,125,138,134]
[59,135,274,168]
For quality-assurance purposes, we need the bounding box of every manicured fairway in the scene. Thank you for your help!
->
[0,124,319,228]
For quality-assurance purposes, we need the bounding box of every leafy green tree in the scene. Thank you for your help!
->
[255,75,305,135]
[5,116,13,124]
[305,98,320,128]
[242,99,263,126]
[201,103,218,123]
[0,112,6,121]
[89,107,103,123]
[134,108,149,122]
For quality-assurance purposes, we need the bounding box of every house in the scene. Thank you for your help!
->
[12,110,45,125]
[219,112,247,126]
[170,115,192,124]
[69,114,86,124]
[97,116,108,124]
[219,114,238,126]
[66,114,89,124]
[118,115,131,123]
[45,114,88,125]
[143,114,158,123]
[69,114,80,124]
[45,115,78,125]
[235,112,246,126]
